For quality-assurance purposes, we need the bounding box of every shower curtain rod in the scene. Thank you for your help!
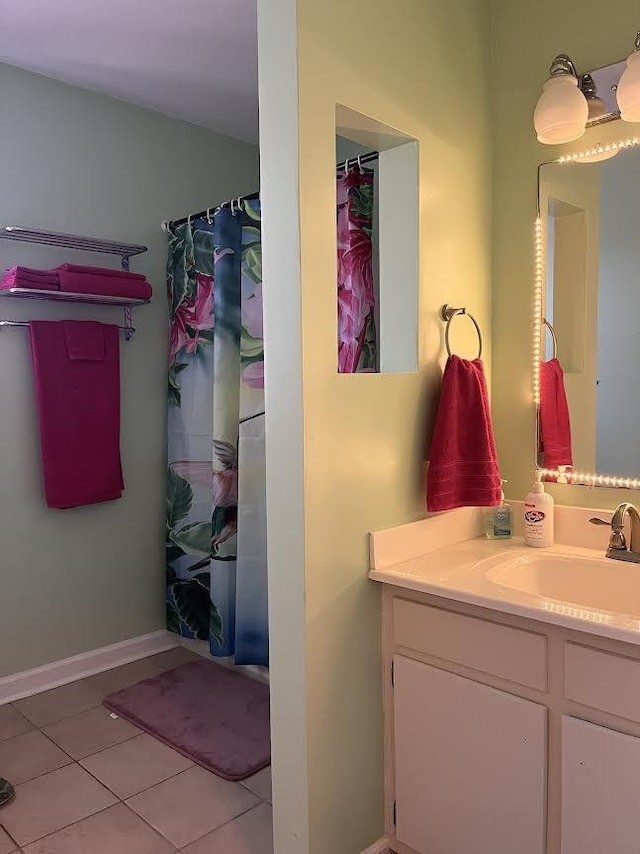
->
[165,150,379,230]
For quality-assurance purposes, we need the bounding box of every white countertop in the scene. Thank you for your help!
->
[369,537,640,646]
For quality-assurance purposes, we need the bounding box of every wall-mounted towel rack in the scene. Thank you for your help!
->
[542,317,558,360]
[0,226,150,339]
[0,226,147,271]
[0,318,136,339]
[440,304,483,360]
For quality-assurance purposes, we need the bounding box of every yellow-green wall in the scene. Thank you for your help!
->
[260,0,493,851]
[490,0,639,508]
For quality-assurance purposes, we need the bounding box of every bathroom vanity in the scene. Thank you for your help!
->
[371,513,640,854]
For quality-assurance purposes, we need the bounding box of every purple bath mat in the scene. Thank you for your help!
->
[103,659,270,781]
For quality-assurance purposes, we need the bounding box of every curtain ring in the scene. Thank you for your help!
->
[161,220,172,234]
[206,207,213,224]
[187,214,192,229]
[343,158,349,175]
[357,155,363,172]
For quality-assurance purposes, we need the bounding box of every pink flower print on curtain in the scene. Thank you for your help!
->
[336,168,377,372]
[169,271,214,365]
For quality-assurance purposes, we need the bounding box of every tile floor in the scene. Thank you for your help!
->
[0,648,273,853]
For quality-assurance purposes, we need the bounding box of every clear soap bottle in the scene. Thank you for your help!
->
[485,482,512,540]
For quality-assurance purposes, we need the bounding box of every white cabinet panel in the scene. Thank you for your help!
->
[393,655,546,854]
[562,716,640,854]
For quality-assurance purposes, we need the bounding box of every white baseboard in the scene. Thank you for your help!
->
[360,840,390,854]
[0,630,179,704]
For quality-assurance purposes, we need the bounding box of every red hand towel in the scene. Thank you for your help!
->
[426,355,502,512]
[539,358,573,469]
[29,320,124,509]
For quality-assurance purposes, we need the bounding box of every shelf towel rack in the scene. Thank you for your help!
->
[0,225,149,340]
[0,226,147,271]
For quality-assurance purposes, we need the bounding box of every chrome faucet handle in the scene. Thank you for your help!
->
[589,517,627,550]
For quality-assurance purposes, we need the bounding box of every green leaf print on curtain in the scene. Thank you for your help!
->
[165,201,268,665]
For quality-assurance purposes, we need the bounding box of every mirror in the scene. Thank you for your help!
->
[536,143,640,486]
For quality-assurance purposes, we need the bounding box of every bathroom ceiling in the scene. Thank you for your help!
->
[0,0,259,142]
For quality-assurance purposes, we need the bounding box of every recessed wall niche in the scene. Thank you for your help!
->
[335,104,419,374]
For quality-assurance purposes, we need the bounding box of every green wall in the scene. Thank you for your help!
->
[0,64,259,676]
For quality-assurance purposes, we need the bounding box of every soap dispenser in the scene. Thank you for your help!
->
[524,473,554,548]
[485,481,512,539]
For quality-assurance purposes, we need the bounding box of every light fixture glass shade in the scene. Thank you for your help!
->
[618,50,640,122]
[534,75,588,144]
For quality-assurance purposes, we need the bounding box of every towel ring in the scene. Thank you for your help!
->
[440,304,483,360]
[542,318,558,360]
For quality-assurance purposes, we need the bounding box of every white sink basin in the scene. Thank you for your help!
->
[486,552,640,617]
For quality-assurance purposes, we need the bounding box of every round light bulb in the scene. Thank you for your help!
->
[534,74,589,144]
[618,48,640,122]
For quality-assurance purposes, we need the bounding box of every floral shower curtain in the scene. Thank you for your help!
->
[165,200,268,666]
[337,167,377,372]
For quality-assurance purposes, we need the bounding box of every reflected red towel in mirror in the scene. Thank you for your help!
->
[426,355,502,512]
[539,358,573,469]
[29,320,124,509]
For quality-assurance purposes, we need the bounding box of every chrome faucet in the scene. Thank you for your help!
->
[589,502,640,564]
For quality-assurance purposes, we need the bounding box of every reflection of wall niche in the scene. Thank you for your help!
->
[335,104,419,375]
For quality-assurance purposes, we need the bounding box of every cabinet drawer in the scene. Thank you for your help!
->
[565,643,640,722]
[393,598,547,690]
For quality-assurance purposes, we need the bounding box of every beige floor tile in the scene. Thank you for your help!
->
[126,766,259,849]
[21,803,175,854]
[86,657,171,699]
[0,730,72,785]
[81,733,193,799]
[13,681,103,728]
[0,827,18,854]
[43,707,140,760]
[0,704,33,742]
[147,647,201,673]
[240,766,271,802]
[179,803,273,854]
[0,763,117,846]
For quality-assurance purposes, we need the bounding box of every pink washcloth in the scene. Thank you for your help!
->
[56,263,146,281]
[426,355,502,512]
[57,270,151,300]
[29,320,124,509]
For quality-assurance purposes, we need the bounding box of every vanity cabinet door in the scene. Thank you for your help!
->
[393,656,546,854]
[562,716,640,854]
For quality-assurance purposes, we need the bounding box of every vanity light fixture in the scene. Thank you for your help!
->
[534,31,640,144]
[618,32,640,121]
[534,55,589,144]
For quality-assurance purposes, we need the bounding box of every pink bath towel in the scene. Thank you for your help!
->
[56,263,146,281]
[57,269,152,300]
[29,320,124,509]
[1,267,60,290]
[426,355,502,512]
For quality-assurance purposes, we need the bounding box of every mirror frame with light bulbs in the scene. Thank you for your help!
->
[533,135,640,491]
